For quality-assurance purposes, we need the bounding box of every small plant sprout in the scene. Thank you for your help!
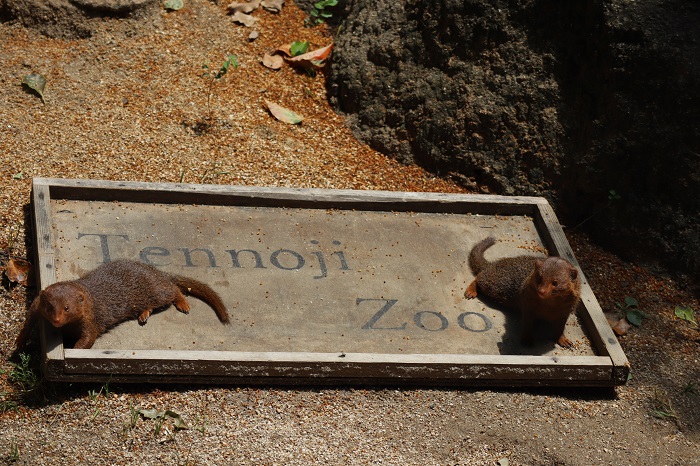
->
[616,296,647,327]
[0,391,18,414]
[9,438,19,462]
[200,54,238,128]
[129,402,139,427]
[8,353,39,392]
[305,0,338,27]
[650,388,678,425]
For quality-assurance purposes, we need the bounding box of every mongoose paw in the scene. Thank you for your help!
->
[138,309,152,325]
[557,334,574,348]
[464,280,478,299]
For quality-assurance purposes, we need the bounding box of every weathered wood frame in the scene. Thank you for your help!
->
[30,177,629,386]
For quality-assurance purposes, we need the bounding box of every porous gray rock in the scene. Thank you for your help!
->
[0,0,159,38]
[329,0,700,279]
[329,0,565,198]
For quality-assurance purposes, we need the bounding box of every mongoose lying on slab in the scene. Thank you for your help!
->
[14,259,230,351]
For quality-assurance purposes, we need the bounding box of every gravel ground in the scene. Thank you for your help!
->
[1,1,699,464]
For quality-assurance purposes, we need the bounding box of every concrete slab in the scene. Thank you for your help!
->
[31,178,629,386]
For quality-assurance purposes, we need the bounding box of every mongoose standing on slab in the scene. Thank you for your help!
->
[14,259,230,351]
[464,237,581,348]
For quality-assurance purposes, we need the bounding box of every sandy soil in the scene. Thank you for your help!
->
[0,1,698,464]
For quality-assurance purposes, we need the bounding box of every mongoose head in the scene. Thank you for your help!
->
[533,257,580,301]
[38,283,90,327]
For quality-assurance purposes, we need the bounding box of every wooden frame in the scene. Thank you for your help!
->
[30,178,629,386]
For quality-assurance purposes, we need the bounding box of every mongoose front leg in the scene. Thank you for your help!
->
[73,327,100,349]
[138,309,153,325]
[552,317,573,348]
[14,301,41,353]
[464,279,478,299]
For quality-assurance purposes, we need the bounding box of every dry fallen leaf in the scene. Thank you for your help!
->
[604,312,619,327]
[612,317,632,336]
[265,100,303,124]
[261,0,284,13]
[4,258,31,286]
[227,0,260,14]
[22,73,47,102]
[275,43,293,57]
[286,43,334,70]
[262,53,285,70]
[231,11,259,27]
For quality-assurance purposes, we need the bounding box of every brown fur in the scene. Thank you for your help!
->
[465,237,581,347]
[14,259,230,351]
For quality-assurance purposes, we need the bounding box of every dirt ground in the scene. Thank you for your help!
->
[0,1,698,464]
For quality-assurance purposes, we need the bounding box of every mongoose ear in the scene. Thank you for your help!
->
[570,267,578,280]
[73,286,86,302]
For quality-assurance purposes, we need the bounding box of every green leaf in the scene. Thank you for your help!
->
[624,296,638,308]
[164,0,183,10]
[674,306,697,326]
[12,172,23,180]
[290,41,310,57]
[626,309,646,327]
[222,55,239,72]
[22,73,46,102]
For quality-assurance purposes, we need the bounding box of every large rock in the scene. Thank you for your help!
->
[329,0,700,279]
[0,0,158,38]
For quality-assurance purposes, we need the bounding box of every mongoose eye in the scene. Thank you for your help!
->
[552,280,559,287]
[64,305,70,312]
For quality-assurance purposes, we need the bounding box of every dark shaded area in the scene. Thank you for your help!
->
[328,0,700,283]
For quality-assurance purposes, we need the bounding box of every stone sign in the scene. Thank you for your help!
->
[31,178,629,386]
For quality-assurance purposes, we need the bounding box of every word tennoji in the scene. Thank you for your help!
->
[76,233,350,279]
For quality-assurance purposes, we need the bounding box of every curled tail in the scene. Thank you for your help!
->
[469,237,496,275]
[173,277,230,324]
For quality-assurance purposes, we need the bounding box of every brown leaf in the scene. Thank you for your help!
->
[262,53,284,70]
[612,317,632,336]
[604,312,619,327]
[286,43,334,70]
[275,43,293,57]
[231,11,259,27]
[265,100,303,124]
[261,0,284,13]
[4,258,31,286]
[227,0,260,14]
